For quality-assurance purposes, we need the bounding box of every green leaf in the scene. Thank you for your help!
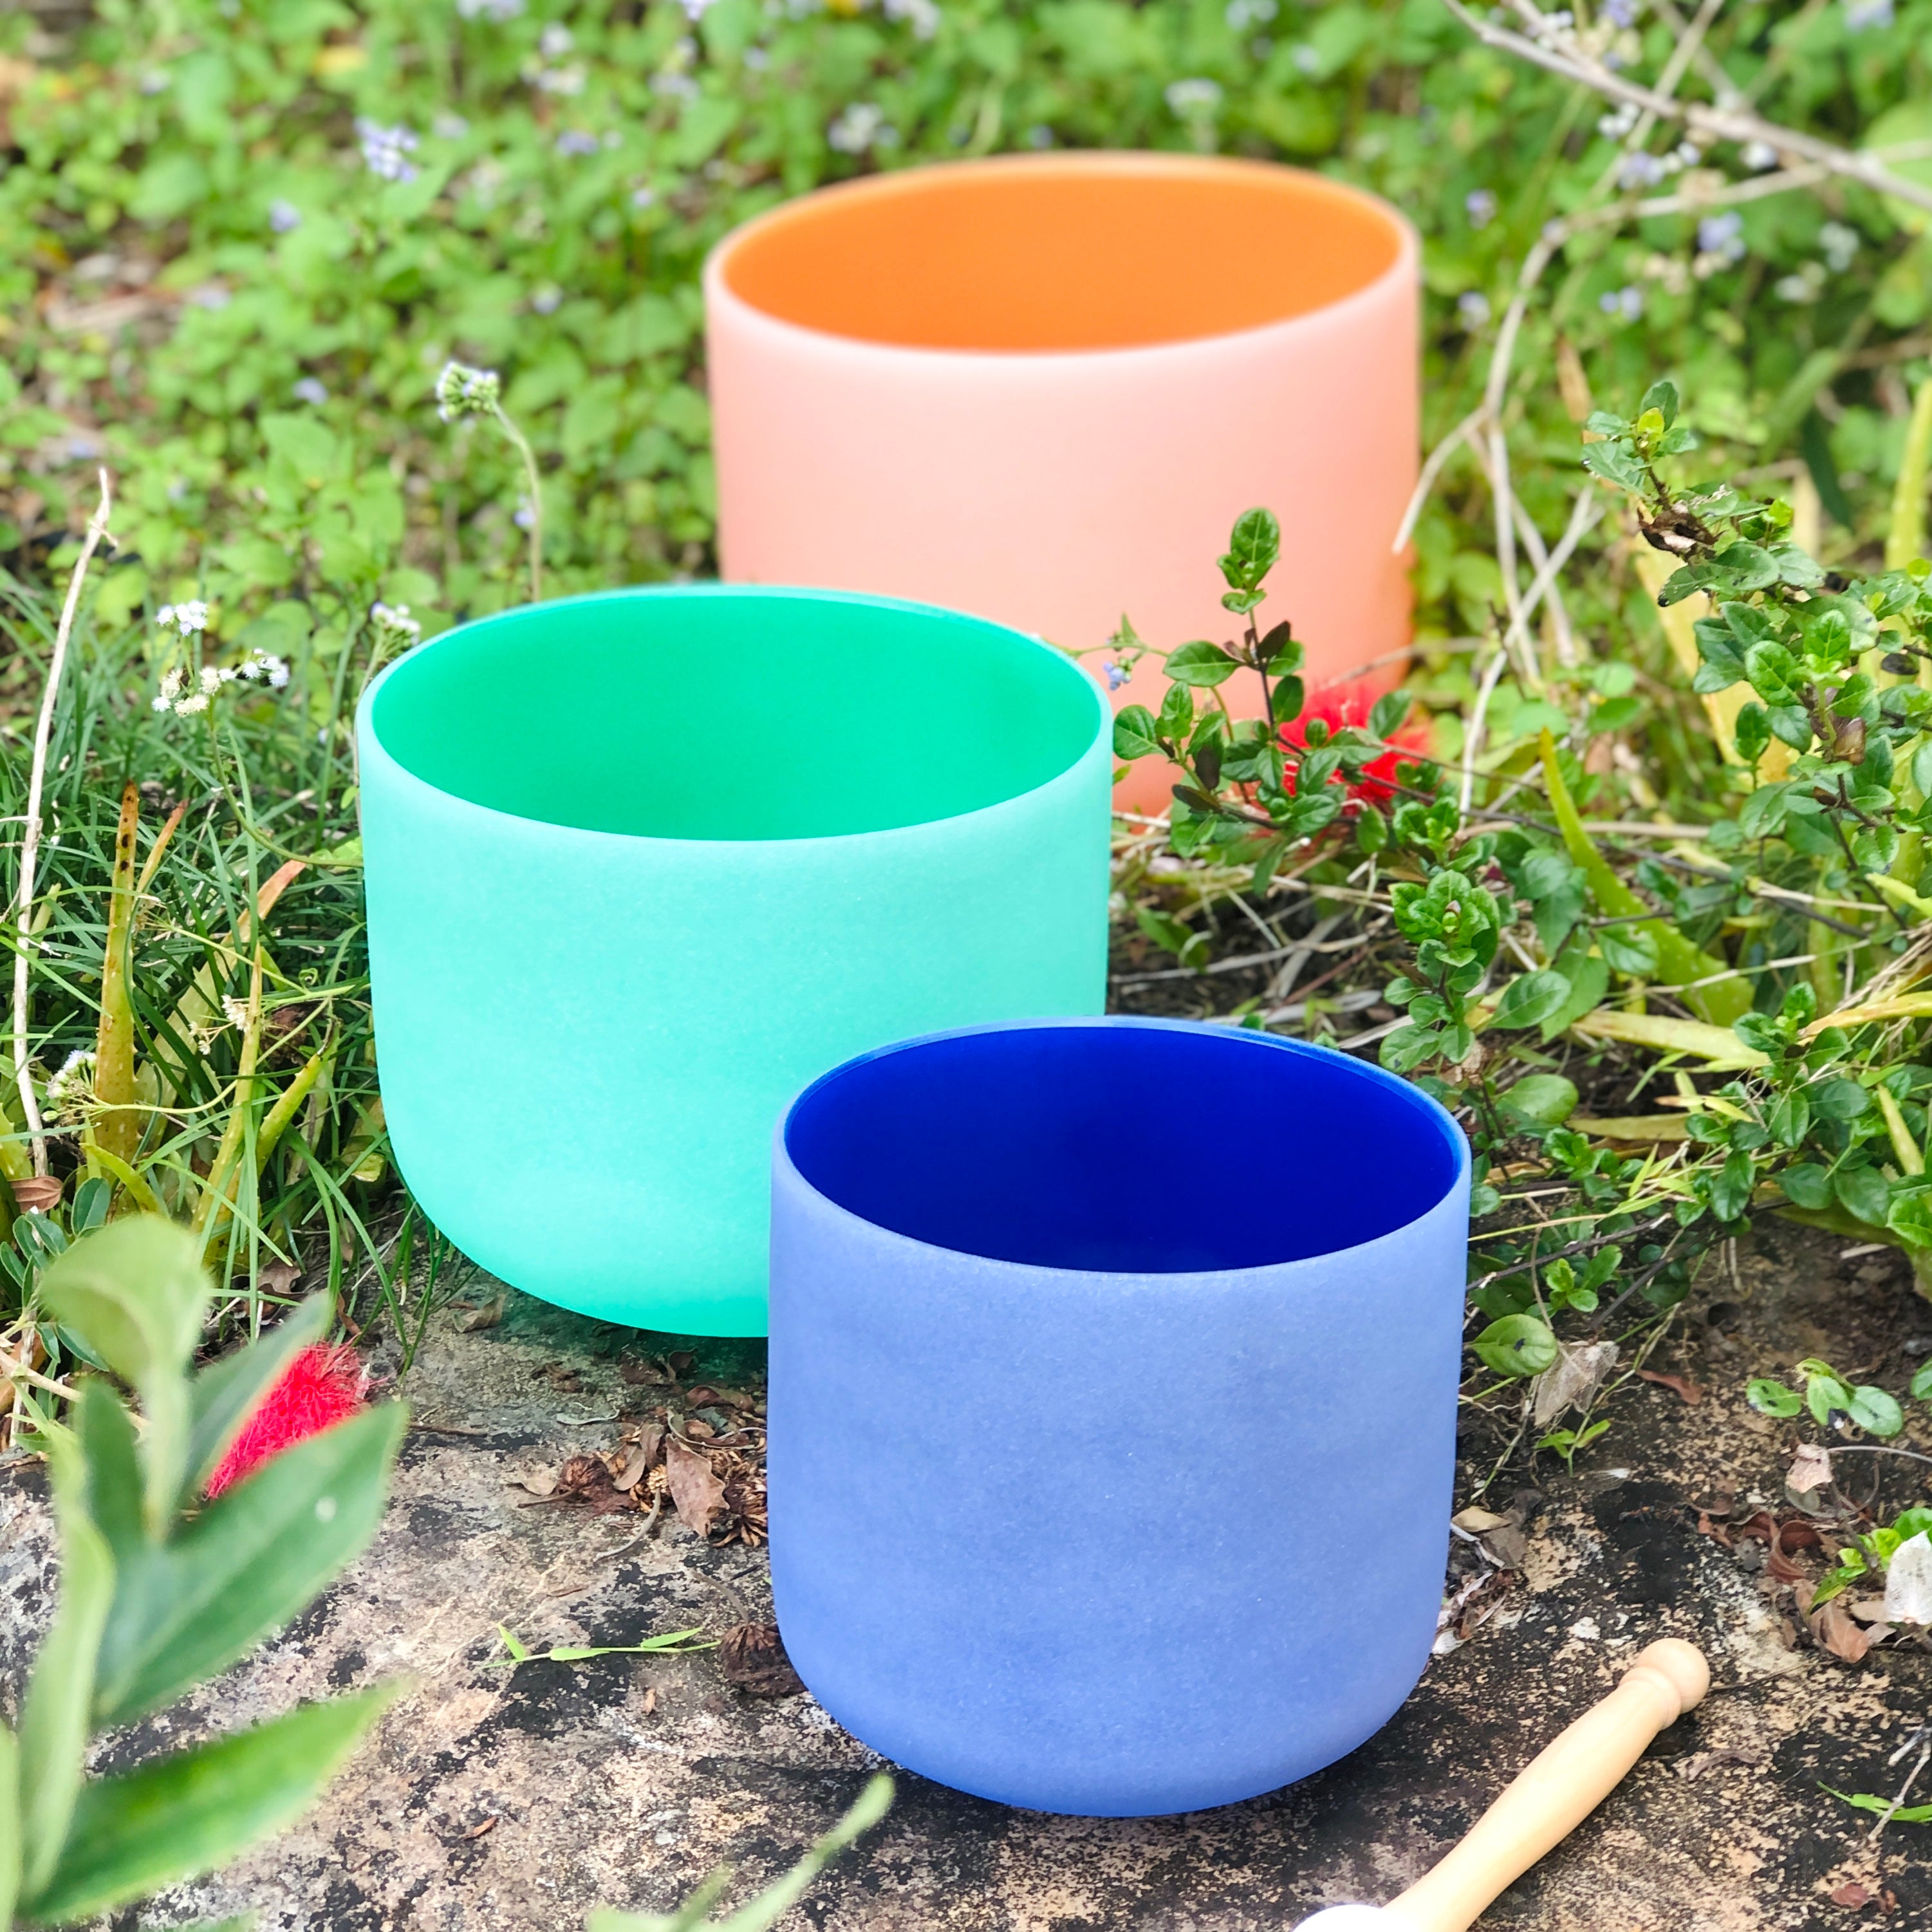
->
[1111,705,1159,762]
[1807,1374,1856,1427]
[1368,691,1409,741]
[1639,378,1679,429]
[1780,1162,1834,1211]
[17,1438,115,1901]
[1597,924,1661,977]
[1164,640,1240,689]
[0,1722,19,1931]
[1581,440,1647,493]
[1834,1162,1890,1227]
[1914,1361,1932,1402]
[184,1295,333,1500]
[1747,1378,1803,1418]
[37,1218,210,1540]
[1823,1786,1932,1826]
[1156,680,1194,739]
[1500,1073,1578,1127]
[92,1404,406,1726]
[21,1685,403,1926]
[1814,1078,1873,1121]
[1848,1386,1906,1438]
[1769,1090,1811,1149]
[1218,508,1280,590]
[1489,969,1572,1031]
[1472,1314,1559,1379]
[74,1382,144,1556]
[1890,1185,1932,1248]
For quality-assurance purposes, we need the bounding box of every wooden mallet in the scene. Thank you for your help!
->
[1295,1639,1709,1930]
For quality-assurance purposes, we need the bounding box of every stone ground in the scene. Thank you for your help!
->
[10,1218,1932,1931]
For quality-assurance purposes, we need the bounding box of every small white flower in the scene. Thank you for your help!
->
[1820,220,1861,272]
[539,22,575,55]
[828,102,892,154]
[1458,290,1492,328]
[237,650,291,688]
[174,691,210,716]
[269,198,302,233]
[157,600,210,635]
[1164,77,1225,117]
[631,185,658,210]
[1598,102,1639,139]
[45,1048,97,1124]
[1617,150,1667,189]
[681,0,720,15]
[537,64,588,95]
[356,118,420,183]
[1741,138,1779,171]
[1844,0,1894,29]
[435,360,502,423]
[221,995,252,1030]
[433,113,472,139]
[456,0,524,15]
[555,129,600,157]
[1226,0,1278,26]
[292,376,329,405]
[370,601,424,651]
[883,0,941,35]
[1465,189,1498,228]
[531,285,563,314]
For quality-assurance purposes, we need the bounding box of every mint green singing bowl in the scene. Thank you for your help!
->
[356,585,1111,1335]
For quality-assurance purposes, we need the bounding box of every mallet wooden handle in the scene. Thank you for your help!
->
[1378,1639,1709,1932]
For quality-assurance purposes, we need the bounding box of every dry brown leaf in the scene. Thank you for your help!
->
[458,1294,505,1333]
[1451,1507,1509,1534]
[613,1422,664,1492]
[1637,1368,1704,1405]
[259,1258,302,1297]
[1531,1341,1619,1427]
[1830,1882,1873,1908]
[718,1622,803,1698]
[665,1437,727,1538]
[1814,1597,1875,1663]
[1787,1442,1835,1498]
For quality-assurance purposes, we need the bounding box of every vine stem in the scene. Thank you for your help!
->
[11,469,115,1180]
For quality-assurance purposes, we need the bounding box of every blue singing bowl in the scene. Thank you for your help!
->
[769,1017,1470,1817]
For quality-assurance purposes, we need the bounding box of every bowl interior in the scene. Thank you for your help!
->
[786,1023,1465,1272]
[718,159,1405,353]
[369,589,1099,839]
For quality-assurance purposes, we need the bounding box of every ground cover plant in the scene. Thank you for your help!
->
[8,0,1932,1879]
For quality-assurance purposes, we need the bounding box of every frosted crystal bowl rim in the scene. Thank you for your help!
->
[357,582,1108,848]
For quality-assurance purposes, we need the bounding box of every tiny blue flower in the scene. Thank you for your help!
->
[1458,290,1492,328]
[1465,189,1498,229]
[268,198,302,234]
[292,377,329,405]
[1103,661,1131,691]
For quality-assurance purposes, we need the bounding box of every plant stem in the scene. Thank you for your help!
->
[11,470,114,1179]
[1888,375,1932,572]
[91,779,143,1169]
[492,404,543,603]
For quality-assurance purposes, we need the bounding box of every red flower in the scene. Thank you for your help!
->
[1281,688,1431,805]
[205,1342,367,1499]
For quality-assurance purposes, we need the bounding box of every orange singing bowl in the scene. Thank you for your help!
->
[705,153,1420,810]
